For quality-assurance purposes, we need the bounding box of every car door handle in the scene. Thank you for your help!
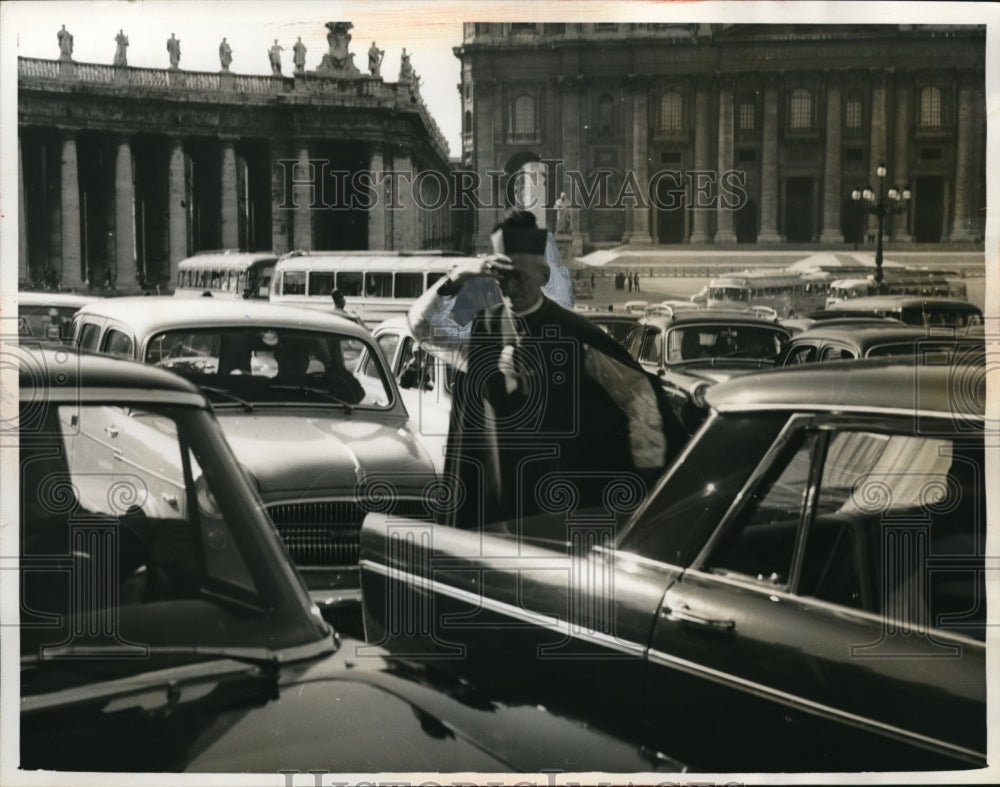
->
[662,604,736,633]
[105,426,119,438]
[161,494,179,510]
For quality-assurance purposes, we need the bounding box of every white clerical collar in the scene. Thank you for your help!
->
[511,296,545,317]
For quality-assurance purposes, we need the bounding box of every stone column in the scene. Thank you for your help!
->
[59,133,84,290]
[819,76,844,243]
[474,78,500,250]
[757,76,782,243]
[292,143,313,251]
[18,136,29,284]
[220,139,239,249]
[391,147,417,250]
[626,76,652,244]
[949,73,977,241]
[866,71,888,240]
[167,138,188,283]
[114,136,137,288]
[714,79,737,243]
[689,78,712,243]
[891,73,912,241]
[367,145,387,250]
[270,139,291,255]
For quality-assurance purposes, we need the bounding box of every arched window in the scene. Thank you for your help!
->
[463,110,472,134]
[598,94,614,136]
[845,91,863,129]
[920,86,942,127]
[660,91,683,131]
[513,95,535,136]
[789,88,813,128]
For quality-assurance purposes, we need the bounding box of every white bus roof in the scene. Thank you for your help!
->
[274,253,474,273]
[178,251,278,270]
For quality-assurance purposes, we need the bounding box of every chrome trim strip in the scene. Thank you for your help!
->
[24,389,208,407]
[646,646,984,764]
[360,558,646,657]
[714,402,984,422]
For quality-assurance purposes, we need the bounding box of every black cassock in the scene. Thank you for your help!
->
[443,297,687,531]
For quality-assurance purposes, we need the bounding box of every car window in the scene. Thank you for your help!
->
[144,328,392,408]
[376,331,402,371]
[819,344,857,361]
[786,345,817,365]
[638,328,663,364]
[101,328,134,358]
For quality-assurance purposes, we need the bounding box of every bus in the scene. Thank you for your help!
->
[269,251,473,326]
[705,271,828,317]
[825,270,964,307]
[174,251,278,299]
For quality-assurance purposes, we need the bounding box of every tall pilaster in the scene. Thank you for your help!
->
[474,77,500,250]
[114,136,137,287]
[18,136,29,283]
[220,139,239,249]
[270,139,292,255]
[757,76,782,243]
[891,73,912,241]
[949,72,977,241]
[689,78,712,243]
[714,79,737,243]
[368,145,387,250]
[626,76,651,244]
[820,75,844,243]
[168,138,188,282]
[866,72,888,240]
[558,74,586,255]
[59,133,84,290]
[292,143,313,251]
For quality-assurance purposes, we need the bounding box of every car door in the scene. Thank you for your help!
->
[643,414,985,771]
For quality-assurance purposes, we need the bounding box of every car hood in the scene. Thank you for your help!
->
[217,412,434,497]
[183,644,683,773]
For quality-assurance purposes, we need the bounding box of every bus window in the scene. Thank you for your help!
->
[281,271,307,295]
[337,272,363,296]
[366,272,393,298]
[427,272,446,288]
[394,273,424,299]
[309,272,335,296]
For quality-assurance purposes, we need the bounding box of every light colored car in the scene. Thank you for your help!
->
[17,291,100,343]
[357,316,453,473]
[70,297,437,612]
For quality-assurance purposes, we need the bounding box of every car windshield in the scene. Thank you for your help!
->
[144,327,392,408]
[20,399,331,692]
[19,305,80,342]
[667,325,785,362]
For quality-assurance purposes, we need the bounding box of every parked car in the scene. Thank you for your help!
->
[357,316,454,473]
[17,291,100,343]
[625,309,790,432]
[17,346,684,774]
[580,309,641,346]
[780,308,899,335]
[776,323,986,366]
[361,359,986,772]
[69,297,436,614]
[818,295,983,329]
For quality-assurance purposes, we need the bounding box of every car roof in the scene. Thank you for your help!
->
[834,296,982,312]
[18,291,102,308]
[786,323,962,345]
[706,358,984,419]
[19,346,206,401]
[74,296,372,338]
[639,309,787,329]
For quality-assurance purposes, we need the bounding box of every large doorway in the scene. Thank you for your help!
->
[784,178,814,242]
[735,199,758,244]
[655,176,685,244]
[841,197,863,244]
[913,176,944,243]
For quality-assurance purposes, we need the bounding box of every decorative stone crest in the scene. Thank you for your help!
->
[316,21,361,77]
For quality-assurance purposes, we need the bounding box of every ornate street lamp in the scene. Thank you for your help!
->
[852,164,911,292]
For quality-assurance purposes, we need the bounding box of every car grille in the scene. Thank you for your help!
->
[267,499,429,567]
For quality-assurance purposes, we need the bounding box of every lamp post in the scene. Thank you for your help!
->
[852,164,911,292]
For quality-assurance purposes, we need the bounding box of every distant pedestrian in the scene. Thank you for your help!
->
[627,271,633,293]
[633,273,641,293]
[330,289,362,325]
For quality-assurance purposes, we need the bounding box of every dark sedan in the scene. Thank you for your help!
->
[777,322,986,366]
[17,346,684,774]
[361,359,986,772]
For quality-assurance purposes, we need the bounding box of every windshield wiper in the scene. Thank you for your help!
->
[199,385,255,412]
[267,384,354,412]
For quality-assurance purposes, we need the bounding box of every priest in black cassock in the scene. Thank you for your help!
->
[409,210,687,532]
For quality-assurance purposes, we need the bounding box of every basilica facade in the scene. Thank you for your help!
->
[454,24,986,252]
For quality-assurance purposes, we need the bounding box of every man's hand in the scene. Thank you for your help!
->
[446,254,515,287]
